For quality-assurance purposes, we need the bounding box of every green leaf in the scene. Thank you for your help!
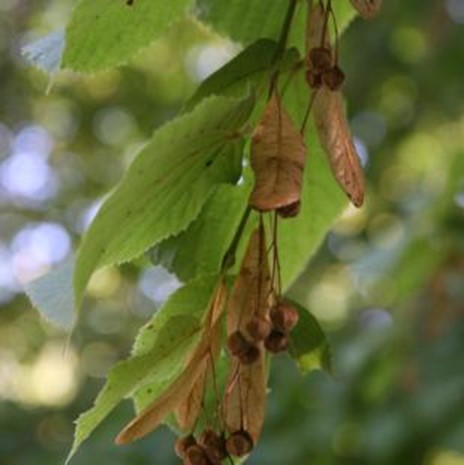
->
[288,301,332,374]
[149,183,249,282]
[66,275,219,464]
[74,94,254,310]
[24,258,74,330]
[196,0,302,46]
[278,127,348,288]
[196,0,356,50]
[21,30,65,74]
[185,38,300,111]
[63,0,193,72]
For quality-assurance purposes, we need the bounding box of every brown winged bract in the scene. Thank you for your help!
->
[307,1,365,207]
[223,225,271,443]
[249,93,307,218]
[115,281,227,445]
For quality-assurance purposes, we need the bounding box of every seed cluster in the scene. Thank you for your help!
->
[175,428,254,465]
[114,0,377,460]
[306,46,345,91]
[228,301,299,359]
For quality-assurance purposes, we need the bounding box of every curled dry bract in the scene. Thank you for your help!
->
[224,225,271,443]
[249,93,307,217]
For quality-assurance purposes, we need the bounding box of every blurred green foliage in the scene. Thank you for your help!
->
[1,0,464,464]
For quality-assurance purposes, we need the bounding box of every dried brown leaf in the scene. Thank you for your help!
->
[350,0,382,19]
[313,88,365,207]
[224,226,270,442]
[249,93,307,217]
[115,281,227,445]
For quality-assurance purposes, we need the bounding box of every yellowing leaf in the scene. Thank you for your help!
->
[115,281,227,444]
[313,88,365,207]
[349,0,382,19]
[249,93,307,217]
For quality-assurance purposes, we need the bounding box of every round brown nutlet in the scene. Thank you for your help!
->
[238,344,261,365]
[305,69,323,89]
[265,330,289,354]
[202,431,227,465]
[322,66,345,91]
[227,330,251,357]
[246,316,272,342]
[175,434,197,458]
[226,430,254,457]
[278,201,301,218]
[185,444,209,465]
[308,47,332,72]
[270,303,300,333]
[199,428,220,448]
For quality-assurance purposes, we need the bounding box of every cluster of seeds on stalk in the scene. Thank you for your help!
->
[175,428,255,464]
[305,0,346,92]
[227,301,300,362]
[306,45,345,91]
[114,0,378,461]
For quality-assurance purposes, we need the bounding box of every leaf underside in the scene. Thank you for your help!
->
[66,275,219,463]
[74,94,254,310]
[63,0,194,72]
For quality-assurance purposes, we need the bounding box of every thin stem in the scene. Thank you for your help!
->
[280,59,305,98]
[269,0,300,96]
[208,349,224,431]
[274,0,299,63]
[300,89,318,134]
[320,0,331,48]
[328,3,340,64]
[221,206,252,272]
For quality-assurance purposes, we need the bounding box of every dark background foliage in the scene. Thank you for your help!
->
[1,0,464,464]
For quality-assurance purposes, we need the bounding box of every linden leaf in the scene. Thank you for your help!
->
[63,0,194,72]
[249,93,307,217]
[186,38,300,111]
[115,281,227,444]
[21,30,65,74]
[66,315,202,464]
[349,0,383,19]
[149,184,250,282]
[65,275,219,463]
[25,258,74,330]
[288,301,332,375]
[74,94,254,311]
